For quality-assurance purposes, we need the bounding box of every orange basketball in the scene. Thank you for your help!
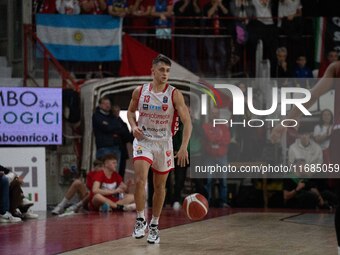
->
[183,193,209,221]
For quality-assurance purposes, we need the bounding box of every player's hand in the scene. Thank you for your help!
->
[174,147,189,167]
[132,126,144,140]
[270,125,286,144]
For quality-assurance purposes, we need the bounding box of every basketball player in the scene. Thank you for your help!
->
[127,54,192,244]
[271,61,340,254]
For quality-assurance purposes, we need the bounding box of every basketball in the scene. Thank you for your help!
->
[183,193,209,221]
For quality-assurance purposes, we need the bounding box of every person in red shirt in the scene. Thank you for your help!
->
[91,154,135,211]
[79,0,107,14]
[52,159,104,215]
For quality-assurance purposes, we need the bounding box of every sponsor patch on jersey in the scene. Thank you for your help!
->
[137,146,143,155]
[143,104,149,110]
[163,96,168,103]
[166,150,171,157]
[167,159,172,167]
[162,104,168,111]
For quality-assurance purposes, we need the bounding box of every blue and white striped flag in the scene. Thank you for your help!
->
[36,14,122,62]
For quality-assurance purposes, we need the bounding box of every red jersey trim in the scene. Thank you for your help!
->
[133,156,153,165]
[137,84,144,107]
[171,88,176,108]
[151,167,174,175]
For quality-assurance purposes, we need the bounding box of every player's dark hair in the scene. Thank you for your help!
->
[152,54,171,67]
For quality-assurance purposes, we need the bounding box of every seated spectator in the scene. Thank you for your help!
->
[56,0,81,14]
[288,123,323,166]
[318,50,339,78]
[51,159,103,215]
[0,173,21,223]
[108,0,129,17]
[271,47,291,83]
[90,154,136,211]
[293,55,313,88]
[79,0,107,14]
[313,109,333,165]
[0,165,38,221]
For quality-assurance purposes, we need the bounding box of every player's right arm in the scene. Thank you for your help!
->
[271,61,339,143]
[127,86,144,140]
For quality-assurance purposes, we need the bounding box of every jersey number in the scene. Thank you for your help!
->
[144,95,150,103]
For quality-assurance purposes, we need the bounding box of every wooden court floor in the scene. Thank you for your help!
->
[0,208,337,255]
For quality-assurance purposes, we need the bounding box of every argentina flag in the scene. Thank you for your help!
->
[36,14,122,61]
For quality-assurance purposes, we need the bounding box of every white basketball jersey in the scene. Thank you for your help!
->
[137,83,179,141]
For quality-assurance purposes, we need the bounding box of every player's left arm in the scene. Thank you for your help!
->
[173,89,192,167]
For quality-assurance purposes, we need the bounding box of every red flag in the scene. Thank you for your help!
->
[119,34,159,77]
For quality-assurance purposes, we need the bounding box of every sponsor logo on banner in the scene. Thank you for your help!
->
[0,87,62,145]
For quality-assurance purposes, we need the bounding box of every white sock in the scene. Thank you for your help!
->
[136,210,145,220]
[58,198,69,208]
[150,215,159,225]
[338,246,340,255]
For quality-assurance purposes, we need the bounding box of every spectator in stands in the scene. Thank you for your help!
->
[128,0,153,43]
[313,109,333,165]
[288,123,323,166]
[79,0,107,14]
[56,0,81,14]
[90,154,136,211]
[271,47,291,83]
[318,50,339,78]
[92,96,125,168]
[51,159,103,215]
[151,0,173,41]
[112,104,133,178]
[173,0,201,73]
[108,0,129,17]
[203,0,232,77]
[202,107,230,207]
[278,0,303,59]
[33,0,57,13]
[0,173,21,223]
[284,124,333,209]
[248,0,278,61]
[300,0,318,34]
[293,55,313,88]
